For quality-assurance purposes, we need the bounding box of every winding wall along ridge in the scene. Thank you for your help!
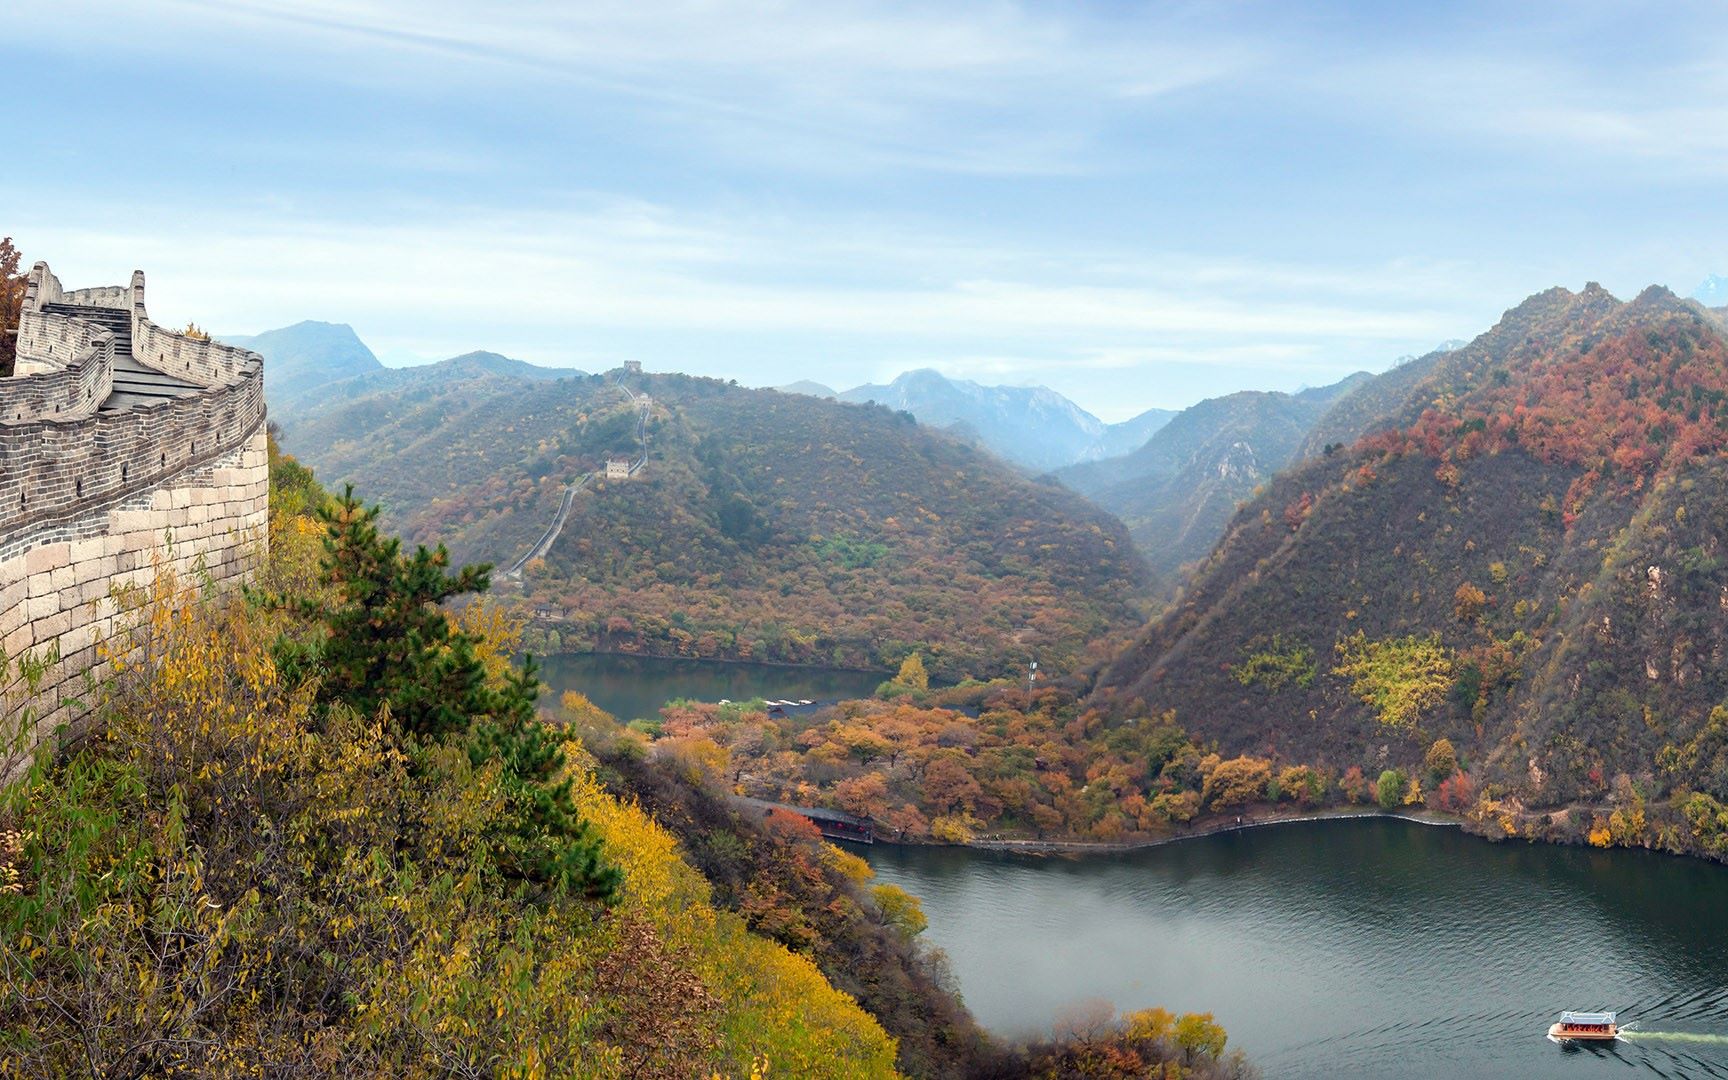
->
[501,371,649,579]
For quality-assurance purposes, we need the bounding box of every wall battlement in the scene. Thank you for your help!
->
[2,262,268,771]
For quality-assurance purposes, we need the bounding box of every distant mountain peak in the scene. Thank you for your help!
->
[835,369,1187,471]
[436,351,586,380]
[773,380,837,399]
[224,319,383,413]
[838,369,1107,471]
[1693,274,1728,307]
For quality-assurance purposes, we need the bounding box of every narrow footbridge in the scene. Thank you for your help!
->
[732,796,875,844]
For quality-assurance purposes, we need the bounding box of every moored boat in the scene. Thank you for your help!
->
[1548,1011,1619,1042]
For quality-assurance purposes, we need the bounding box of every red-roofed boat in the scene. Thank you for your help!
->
[1548,1011,1619,1042]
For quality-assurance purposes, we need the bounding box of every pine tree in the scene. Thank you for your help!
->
[468,660,622,900]
[282,487,496,738]
[261,485,619,901]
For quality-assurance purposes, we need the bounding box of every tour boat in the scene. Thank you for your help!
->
[1548,1011,1619,1042]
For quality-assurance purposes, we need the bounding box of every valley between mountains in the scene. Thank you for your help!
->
[257,281,1728,865]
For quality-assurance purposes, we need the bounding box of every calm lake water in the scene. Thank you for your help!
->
[541,653,1728,1078]
[537,651,884,722]
[867,819,1728,1080]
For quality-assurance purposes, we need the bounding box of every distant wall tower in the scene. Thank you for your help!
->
[622,359,642,375]
[1,262,268,770]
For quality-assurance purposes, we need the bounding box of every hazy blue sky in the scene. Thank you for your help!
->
[8,1,1726,419]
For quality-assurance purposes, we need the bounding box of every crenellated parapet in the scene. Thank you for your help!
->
[1,262,270,772]
[2,330,115,421]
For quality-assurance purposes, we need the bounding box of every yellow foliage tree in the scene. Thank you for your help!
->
[1123,1006,1176,1042]
[1174,1011,1228,1062]
[453,596,527,682]
[1201,756,1272,810]
[1333,632,1454,730]
[1588,816,1613,848]
[871,883,929,939]
[894,652,930,691]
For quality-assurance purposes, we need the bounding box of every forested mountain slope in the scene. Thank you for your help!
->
[278,371,1149,680]
[1092,284,1728,845]
[1055,376,1366,582]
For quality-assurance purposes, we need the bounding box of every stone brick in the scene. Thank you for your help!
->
[109,510,154,533]
[24,594,57,622]
[34,610,72,640]
[24,542,69,574]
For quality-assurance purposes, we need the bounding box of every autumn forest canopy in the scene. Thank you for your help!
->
[276,369,1150,682]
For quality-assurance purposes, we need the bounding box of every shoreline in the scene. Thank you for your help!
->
[943,807,1460,857]
[533,644,893,677]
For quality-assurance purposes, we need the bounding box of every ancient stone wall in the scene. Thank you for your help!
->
[0,368,264,543]
[0,429,268,734]
[3,332,114,421]
[1,263,268,771]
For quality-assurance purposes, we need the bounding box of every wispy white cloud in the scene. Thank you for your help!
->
[9,193,1480,420]
[16,0,1257,177]
[13,198,1457,332]
[1297,13,1728,175]
[9,0,1724,419]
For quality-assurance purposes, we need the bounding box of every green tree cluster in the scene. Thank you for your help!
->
[265,485,619,901]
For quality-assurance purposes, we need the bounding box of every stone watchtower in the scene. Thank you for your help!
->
[1,263,269,761]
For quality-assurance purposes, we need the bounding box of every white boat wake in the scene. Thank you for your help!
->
[1619,1028,1728,1046]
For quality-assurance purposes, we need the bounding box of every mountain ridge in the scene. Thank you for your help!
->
[1088,282,1728,856]
[1055,374,1368,583]
[275,369,1150,681]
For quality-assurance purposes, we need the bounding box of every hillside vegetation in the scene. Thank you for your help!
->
[1088,284,1728,858]
[278,371,1149,681]
[0,452,908,1078]
[1055,378,1365,583]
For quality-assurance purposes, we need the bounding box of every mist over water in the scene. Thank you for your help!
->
[867,819,1728,1079]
